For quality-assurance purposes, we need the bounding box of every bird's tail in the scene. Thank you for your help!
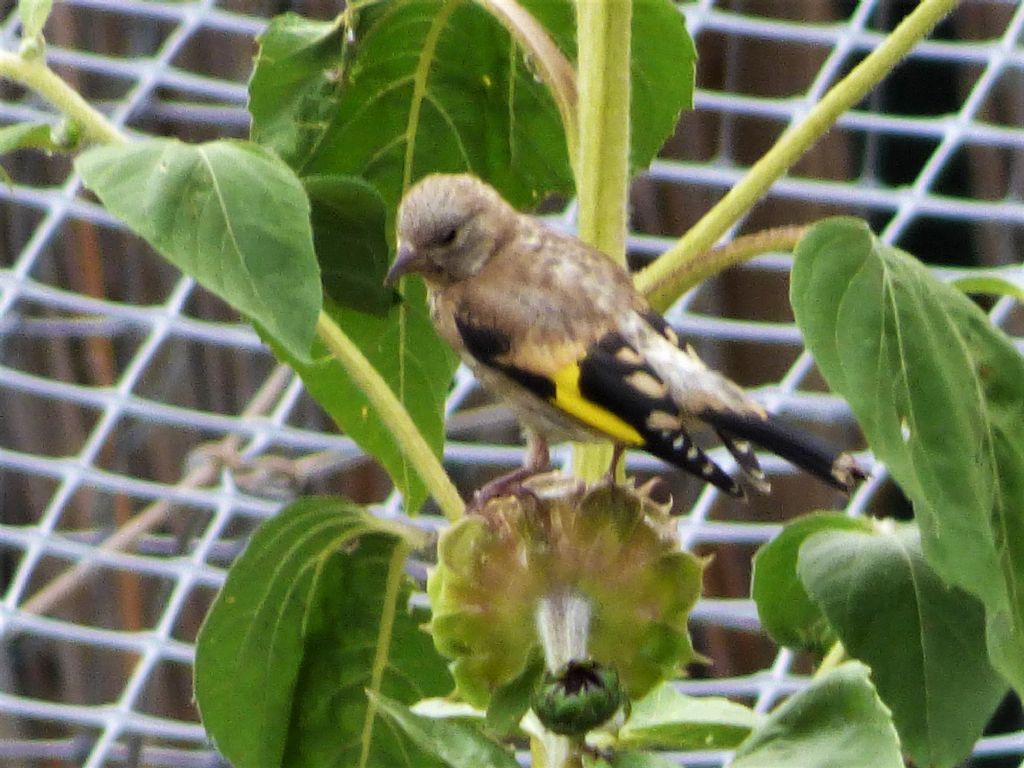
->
[642,430,746,498]
[701,410,867,493]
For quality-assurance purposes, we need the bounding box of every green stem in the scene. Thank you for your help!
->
[574,0,632,265]
[316,311,465,522]
[571,0,632,484]
[635,0,960,312]
[0,51,125,146]
[815,640,848,679]
[645,225,808,300]
[533,734,584,768]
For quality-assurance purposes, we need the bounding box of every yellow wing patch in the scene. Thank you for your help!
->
[550,364,644,445]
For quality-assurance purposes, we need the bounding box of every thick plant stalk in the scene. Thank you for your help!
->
[571,0,632,483]
[575,0,632,264]
[316,312,465,521]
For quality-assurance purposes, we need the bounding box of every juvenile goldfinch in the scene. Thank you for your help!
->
[386,173,864,500]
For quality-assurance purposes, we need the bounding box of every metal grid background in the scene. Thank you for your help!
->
[1,0,1023,766]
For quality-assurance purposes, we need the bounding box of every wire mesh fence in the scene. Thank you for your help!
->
[1,0,1022,766]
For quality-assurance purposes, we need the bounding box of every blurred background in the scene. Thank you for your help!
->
[1,0,1022,766]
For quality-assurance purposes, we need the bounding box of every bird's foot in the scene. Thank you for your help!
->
[467,467,543,516]
[467,432,552,516]
[602,444,627,486]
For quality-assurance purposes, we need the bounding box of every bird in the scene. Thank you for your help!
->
[385,173,864,504]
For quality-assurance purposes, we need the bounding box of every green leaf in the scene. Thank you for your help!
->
[250,2,694,206]
[413,696,533,743]
[195,497,452,768]
[18,0,53,39]
[616,683,761,751]
[413,698,487,723]
[627,0,696,170]
[306,174,397,315]
[76,139,321,362]
[0,122,58,155]
[485,649,544,737]
[731,663,902,768]
[0,122,59,184]
[262,290,456,514]
[248,14,348,171]
[261,1,572,210]
[370,692,520,768]
[792,217,1024,693]
[798,521,1007,768]
[751,513,872,651]
[586,753,680,768]
[950,266,1024,303]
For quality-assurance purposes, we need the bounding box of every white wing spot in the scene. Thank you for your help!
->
[628,371,668,399]
[647,410,681,431]
[615,346,644,366]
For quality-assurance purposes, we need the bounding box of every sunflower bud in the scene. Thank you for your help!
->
[427,474,704,708]
[532,659,623,736]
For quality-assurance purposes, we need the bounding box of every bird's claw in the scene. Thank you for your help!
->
[467,469,543,516]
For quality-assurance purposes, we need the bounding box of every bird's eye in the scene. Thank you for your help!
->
[437,227,458,246]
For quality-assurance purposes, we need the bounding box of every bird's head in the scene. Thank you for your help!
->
[386,174,515,288]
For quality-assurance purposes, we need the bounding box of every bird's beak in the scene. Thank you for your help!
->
[384,242,420,286]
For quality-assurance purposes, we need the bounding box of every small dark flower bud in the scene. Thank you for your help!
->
[532,659,623,736]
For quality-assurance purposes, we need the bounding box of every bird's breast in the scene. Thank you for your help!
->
[428,289,466,356]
